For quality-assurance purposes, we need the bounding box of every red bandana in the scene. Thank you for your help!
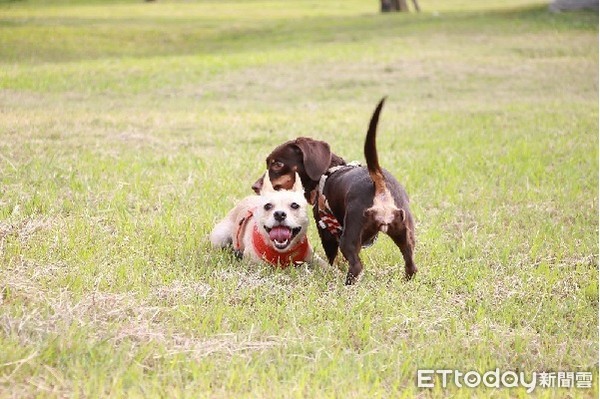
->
[317,207,343,239]
[251,225,310,268]
[316,194,343,240]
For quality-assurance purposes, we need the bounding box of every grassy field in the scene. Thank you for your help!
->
[0,0,598,397]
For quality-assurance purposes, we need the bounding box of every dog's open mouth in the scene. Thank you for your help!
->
[264,225,302,250]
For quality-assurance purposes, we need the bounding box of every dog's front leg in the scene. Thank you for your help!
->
[241,236,264,264]
[320,232,340,266]
[313,207,340,265]
[339,228,365,285]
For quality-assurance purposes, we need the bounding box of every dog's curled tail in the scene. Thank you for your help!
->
[364,97,387,195]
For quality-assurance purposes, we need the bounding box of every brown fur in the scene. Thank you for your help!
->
[253,98,416,284]
[252,137,345,203]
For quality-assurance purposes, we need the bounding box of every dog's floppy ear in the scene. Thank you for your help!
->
[252,173,265,194]
[261,173,275,194]
[291,172,304,194]
[294,138,332,182]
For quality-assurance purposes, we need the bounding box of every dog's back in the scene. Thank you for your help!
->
[210,196,263,249]
[324,98,410,234]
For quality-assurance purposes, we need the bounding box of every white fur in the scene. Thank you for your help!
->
[209,195,263,249]
[210,173,327,267]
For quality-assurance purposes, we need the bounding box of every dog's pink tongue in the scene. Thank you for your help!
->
[269,226,291,242]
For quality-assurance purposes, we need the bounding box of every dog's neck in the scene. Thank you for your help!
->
[251,225,309,267]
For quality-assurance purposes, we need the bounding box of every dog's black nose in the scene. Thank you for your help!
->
[274,211,287,222]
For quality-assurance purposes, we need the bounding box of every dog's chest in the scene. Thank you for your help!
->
[250,224,309,267]
[316,166,379,246]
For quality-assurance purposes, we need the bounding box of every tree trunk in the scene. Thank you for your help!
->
[549,0,599,12]
[381,0,420,12]
[381,0,393,12]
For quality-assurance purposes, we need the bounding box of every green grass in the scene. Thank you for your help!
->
[0,0,598,397]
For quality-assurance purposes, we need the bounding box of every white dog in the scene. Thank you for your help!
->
[210,173,323,267]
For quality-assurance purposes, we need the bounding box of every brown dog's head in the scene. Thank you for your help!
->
[252,137,345,203]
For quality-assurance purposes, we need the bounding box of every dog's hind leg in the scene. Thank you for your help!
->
[209,219,234,249]
[389,227,417,280]
[338,225,366,285]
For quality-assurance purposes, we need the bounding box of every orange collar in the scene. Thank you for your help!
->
[251,224,309,268]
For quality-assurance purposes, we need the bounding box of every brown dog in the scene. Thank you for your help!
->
[252,137,346,203]
[253,98,416,284]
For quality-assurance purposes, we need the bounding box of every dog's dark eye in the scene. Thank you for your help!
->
[271,160,284,170]
[290,202,300,210]
[264,203,273,211]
